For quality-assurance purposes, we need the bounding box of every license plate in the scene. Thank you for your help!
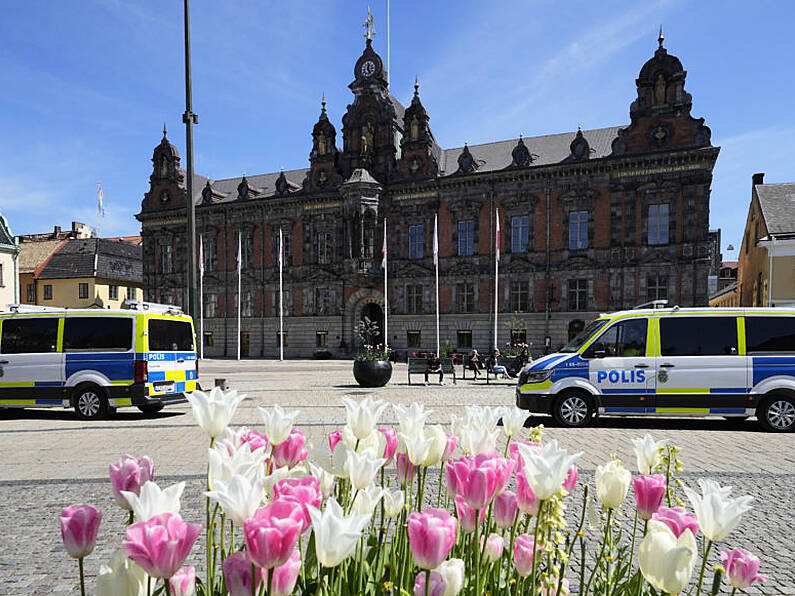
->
[153,381,175,393]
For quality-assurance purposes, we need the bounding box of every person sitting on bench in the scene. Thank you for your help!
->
[488,349,509,379]
[469,349,483,378]
[425,354,444,385]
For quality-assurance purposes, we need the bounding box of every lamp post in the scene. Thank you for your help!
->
[183,0,199,320]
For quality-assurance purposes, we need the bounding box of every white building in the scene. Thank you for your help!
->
[0,210,20,307]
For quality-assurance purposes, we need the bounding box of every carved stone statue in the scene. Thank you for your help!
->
[317,132,327,155]
[159,156,169,177]
[410,116,420,141]
[361,121,374,154]
[654,73,666,105]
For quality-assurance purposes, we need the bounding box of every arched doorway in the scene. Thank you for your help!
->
[359,302,384,348]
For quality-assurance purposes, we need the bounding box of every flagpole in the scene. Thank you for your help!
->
[279,228,284,362]
[383,218,388,352]
[434,214,440,356]
[237,232,241,361]
[494,207,500,351]
[199,234,204,360]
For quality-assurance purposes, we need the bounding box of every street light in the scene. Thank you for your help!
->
[183,0,199,320]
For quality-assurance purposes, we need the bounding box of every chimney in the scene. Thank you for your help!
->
[752,172,765,186]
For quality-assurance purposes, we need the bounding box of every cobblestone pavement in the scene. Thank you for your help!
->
[0,359,792,594]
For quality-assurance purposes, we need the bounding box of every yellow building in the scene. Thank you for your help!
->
[709,281,738,307]
[737,173,795,307]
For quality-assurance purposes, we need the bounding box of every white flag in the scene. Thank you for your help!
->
[278,229,283,267]
[199,236,204,276]
[433,214,439,267]
[381,220,387,269]
[495,208,500,263]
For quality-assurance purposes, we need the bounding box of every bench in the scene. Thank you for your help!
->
[485,356,522,384]
[407,357,457,385]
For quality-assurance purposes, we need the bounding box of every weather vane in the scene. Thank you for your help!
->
[363,7,375,40]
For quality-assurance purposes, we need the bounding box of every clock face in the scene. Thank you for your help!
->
[159,190,170,204]
[360,60,376,77]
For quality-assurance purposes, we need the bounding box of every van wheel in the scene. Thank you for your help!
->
[553,392,594,427]
[137,403,164,415]
[757,394,795,432]
[73,385,109,420]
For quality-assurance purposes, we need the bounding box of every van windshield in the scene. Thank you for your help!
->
[148,319,194,352]
[560,318,610,353]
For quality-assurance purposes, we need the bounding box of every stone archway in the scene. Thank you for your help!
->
[344,288,386,350]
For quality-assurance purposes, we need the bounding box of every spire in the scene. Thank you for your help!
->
[414,75,419,97]
[321,92,327,115]
[363,6,375,40]
[162,122,167,138]
[658,24,664,49]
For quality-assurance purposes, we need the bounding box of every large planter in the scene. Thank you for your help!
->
[353,360,393,387]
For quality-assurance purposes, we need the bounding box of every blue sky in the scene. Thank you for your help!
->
[1,0,793,260]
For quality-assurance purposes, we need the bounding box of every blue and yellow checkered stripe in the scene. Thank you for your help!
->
[603,406,749,415]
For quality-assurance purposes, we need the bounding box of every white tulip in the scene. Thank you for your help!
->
[258,404,299,446]
[500,406,528,439]
[465,405,502,431]
[683,479,754,542]
[308,461,336,496]
[459,423,499,456]
[352,485,385,515]
[393,403,432,440]
[383,488,405,518]
[310,443,349,478]
[399,431,433,467]
[517,440,582,501]
[185,387,247,439]
[344,449,386,490]
[632,433,667,474]
[421,425,448,467]
[307,497,371,567]
[438,558,465,596]
[96,551,148,596]
[342,426,385,459]
[205,474,268,526]
[342,395,388,440]
[639,520,697,595]
[263,465,307,498]
[121,480,184,521]
[208,442,267,490]
[595,459,632,510]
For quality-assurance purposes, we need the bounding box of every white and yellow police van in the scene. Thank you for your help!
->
[516,303,795,432]
[0,301,198,420]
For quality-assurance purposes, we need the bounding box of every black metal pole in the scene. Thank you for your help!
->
[544,175,551,346]
[488,183,494,351]
[183,0,198,320]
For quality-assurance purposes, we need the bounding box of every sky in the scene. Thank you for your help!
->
[1,0,793,260]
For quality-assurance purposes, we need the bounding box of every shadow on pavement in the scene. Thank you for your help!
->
[517,414,764,433]
[0,408,185,422]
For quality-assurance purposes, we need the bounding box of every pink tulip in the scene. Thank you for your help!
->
[509,441,541,471]
[244,503,302,568]
[397,452,416,487]
[224,551,265,596]
[454,495,487,533]
[109,454,154,510]
[123,513,202,578]
[407,508,458,570]
[441,434,458,462]
[240,429,269,453]
[272,429,308,469]
[273,477,322,532]
[513,534,541,577]
[633,474,666,520]
[60,505,102,559]
[378,428,398,463]
[541,579,570,596]
[170,565,196,596]
[445,454,511,509]
[562,465,578,494]
[652,506,699,538]
[516,470,540,516]
[328,430,343,453]
[483,533,504,562]
[267,548,302,596]
[495,490,518,529]
[413,570,446,596]
[721,548,769,589]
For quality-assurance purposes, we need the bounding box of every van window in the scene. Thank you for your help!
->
[593,318,647,357]
[561,318,609,353]
[660,317,738,356]
[1,318,59,353]
[148,319,194,351]
[746,316,795,353]
[64,317,133,351]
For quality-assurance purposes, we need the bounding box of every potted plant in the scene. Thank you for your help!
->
[353,316,392,387]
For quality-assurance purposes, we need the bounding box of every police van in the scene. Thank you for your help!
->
[0,301,198,420]
[516,303,795,432]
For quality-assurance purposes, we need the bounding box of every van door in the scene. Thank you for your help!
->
[587,317,655,413]
[146,316,197,396]
[0,316,64,405]
[655,315,748,415]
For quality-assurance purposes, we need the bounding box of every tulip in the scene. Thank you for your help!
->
[500,406,528,438]
[259,404,300,446]
[483,533,504,563]
[393,402,432,439]
[186,387,247,439]
[110,455,155,511]
[515,470,540,515]
[421,425,448,467]
[307,461,336,497]
[169,565,195,596]
[273,476,323,532]
[638,520,696,595]
[205,474,268,526]
[652,506,699,538]
[683,478,753,542]
[721,548,769,589]
[458,423,499,456]
[437,558,465,596]
[383,488,405,518]
[60,504,102,559]
[343,395,388,439]
[633,474,667,520]
[352,485,385,515]
[271,428,308,469]
[495,490,518,529]
[267,548,302,596]
[401,431,434,467]
[223,551,265,596]
[513,534,541,577]
[441,434,458,462]
[378,427,398,463]
[407,508,458,569]
[345,448,386,490]
[466,405,503,431]
[307,497,371,567]
[244,504,302,569]
[509,440,541,471]
[239,429,269,453]
[96,551,148,596]
[328,429,343,453]
[595,459,632,509]
[123,513,202,579]
[208,442,267,490]
[632,433,667,474]
[445,454,512,509]
[562,465,578,494]
[414,570,446,596]
[396,452,416,486]
[454,495,487,533]
[122,480,185,522]
[516,440,581,501]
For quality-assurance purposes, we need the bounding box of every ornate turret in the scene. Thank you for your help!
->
[398,77,439,178]
[307,94,341,191]
[150,124,182,185]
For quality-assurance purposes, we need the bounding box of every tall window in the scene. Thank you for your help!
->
[457,330,473,348]
[407,284,423,314]
[274,232,292,267]
[408,225,424,259]
[241,291,253,317]
[317,232,332,265]
[0,264,3,286]
[511,216,529,253]
[315,288,332,315]
[647,275,668,301]
[109,285,119,300]
[78,283,89,300]
[569,212,588,249]
[43,284,53,300]
[510,281,529,312]
[158,243,173,273]
[240,232,254,269]
[457,220,475,256]
[568,279,588,311]
[316,331,328,347]
[203,236,217,272]
[26,284,34,302]
[456,283,474,313]
[648,204,669,245]
[127,286,136,300]
[407,330,422,348]
[204,293,218,318]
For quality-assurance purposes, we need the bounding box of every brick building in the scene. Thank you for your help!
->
[136,33,719,358]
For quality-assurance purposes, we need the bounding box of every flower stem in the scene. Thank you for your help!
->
[530,500,544,596]
[207,437,215,591]
[266,565,273,596]
[584,507,612,595]
[252,563,257,596]
[437,463,444,508]
[629,507,639,571]
[695,540,714,596]
[164,579,172,596]
[425,569,431,596]
[315,565,323,596]
[474,507,482,594]
[78,557,85,596]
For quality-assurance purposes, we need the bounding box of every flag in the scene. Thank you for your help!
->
[237,233,242,271]
[97,183,104,217]
[495,208,500,263]
[278,229,283,267]
[381,220,387,269]
[199,235,204,276]
[433,214,439,267]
